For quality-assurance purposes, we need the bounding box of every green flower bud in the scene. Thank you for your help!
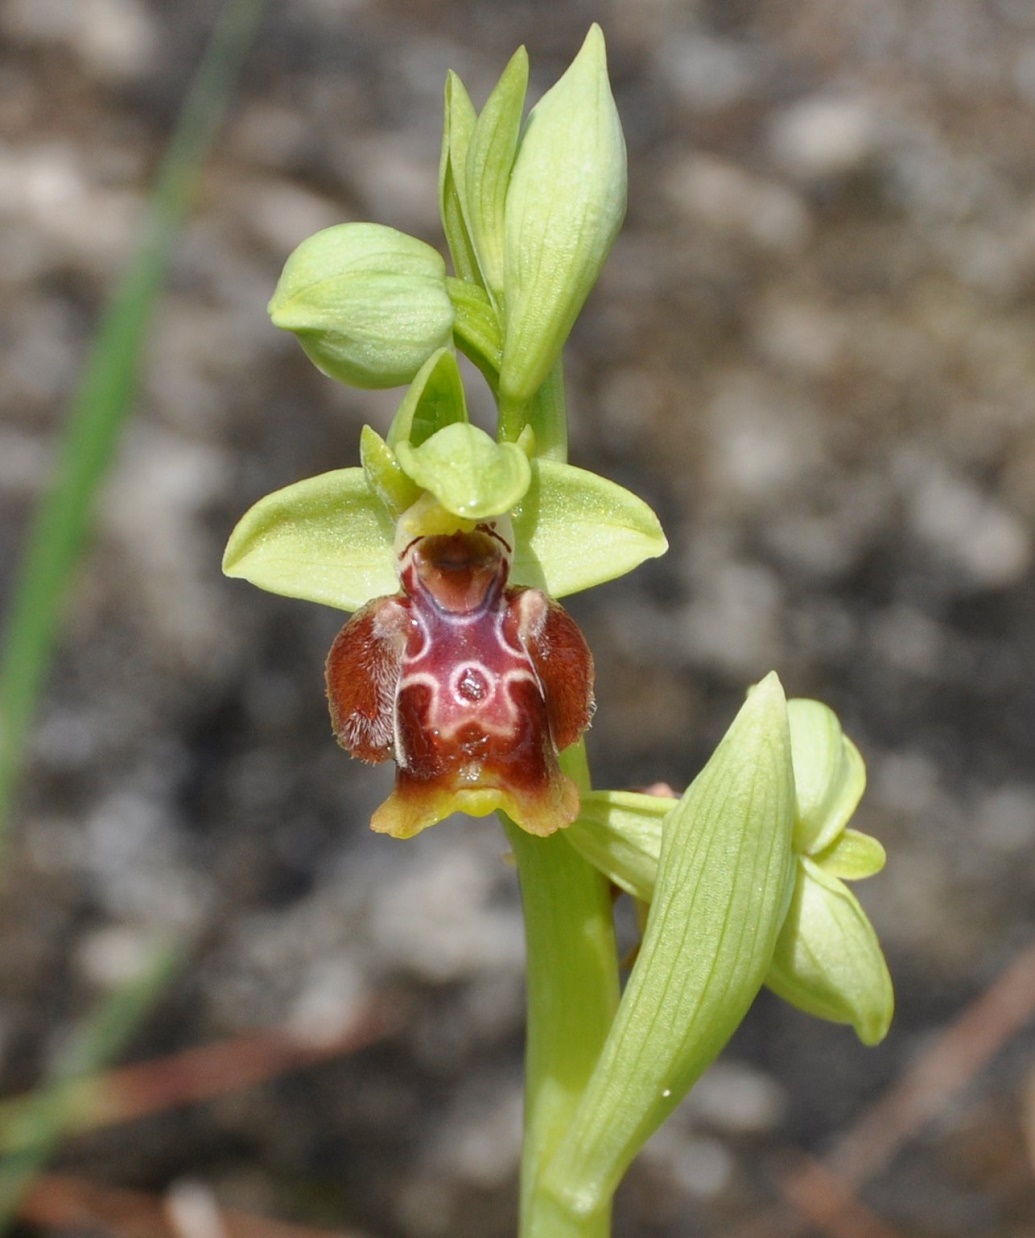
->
[499,25,627,405]
[269,222,455,389]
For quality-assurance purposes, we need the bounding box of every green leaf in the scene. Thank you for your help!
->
[360,424,421,516]
[766,857,894,1046]
[222,469,397,612]
[438,71,482,286]
[269,222,454,389]
[395,423,532,521]
[500,25,627,404]
[787,698,867,855]
[813,827,887,881]
[465,46,528,302]
[542,673,796,1221]
[565,790,668,902]
[386,347,468,451]
[511,459,668,596]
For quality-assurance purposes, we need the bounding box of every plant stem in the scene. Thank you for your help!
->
[502,741,619,1237]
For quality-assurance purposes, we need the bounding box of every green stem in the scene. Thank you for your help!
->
[0,0,268,852]
[503,814,618,1238]
[497,360,567,460]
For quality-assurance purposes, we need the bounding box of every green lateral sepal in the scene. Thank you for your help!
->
[511,459,667,596]
[766,856,894,1046]
[222,469,396,612]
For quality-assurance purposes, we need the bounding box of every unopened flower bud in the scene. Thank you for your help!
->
[269,222,455,389]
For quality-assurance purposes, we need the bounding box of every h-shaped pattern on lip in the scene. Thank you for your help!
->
[325,518,594,838]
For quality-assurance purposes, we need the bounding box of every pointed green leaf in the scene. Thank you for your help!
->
[542,674,796,1221]
[814,828,887,881]
[787,698,867,855]
[565,790,668,902]
[500,25,627,403]
[360,424,421,516]
[465,46,528,301]
[222,469,396,612]
[511,459,667,596]
[438,72,482,286]
[766,857,894,1046]
[386,347,468,451]
[395,423,532,520]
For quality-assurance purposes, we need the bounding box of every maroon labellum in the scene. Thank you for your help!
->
[325,517,594,838]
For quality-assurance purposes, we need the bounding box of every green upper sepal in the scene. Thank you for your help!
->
[499,25,627,404]
[542,674,795,1223]
[269,222,455,388]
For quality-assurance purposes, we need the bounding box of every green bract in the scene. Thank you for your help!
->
[499,25,627,406]
[543,674,795,1221]
[269,222,454,388]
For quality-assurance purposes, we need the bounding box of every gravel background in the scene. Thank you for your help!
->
[2,0,1035,1234]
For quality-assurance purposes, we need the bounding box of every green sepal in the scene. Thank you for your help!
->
[813,828,887,881]
[787,698,867,855]
[269,222,454,389]
[766,856,894,1046]
[438,72,482,286]
[395,423,532,521]
[465,46,528,302]
[499,25,627,404]
[447,277,502,391]
[565,791,668,903]
[386,347,468,451]
[511,459,668,597]
[541,674,795,1221]
[360,425,421,516]
[222,469,397,612]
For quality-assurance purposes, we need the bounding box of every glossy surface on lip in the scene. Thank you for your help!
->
[326,524,594,837]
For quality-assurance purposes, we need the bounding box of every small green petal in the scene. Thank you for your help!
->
[511,460,667,596]
[386,347,468,452]
[222,469,396,612]
[395,422,532,520]
[465,46,528,301]
[565,790,669,902]
[542,674,796,1221]
[813,828,887,881]
[360,425,421,516]
[788,698,867,855]
[767,856,894,1046]
[269,223,454,389]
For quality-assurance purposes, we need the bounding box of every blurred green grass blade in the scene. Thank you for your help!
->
[0,943,183,1229]
[0,0,269,849]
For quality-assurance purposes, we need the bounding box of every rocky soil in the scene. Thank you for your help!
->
[1,0,1034,1234]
